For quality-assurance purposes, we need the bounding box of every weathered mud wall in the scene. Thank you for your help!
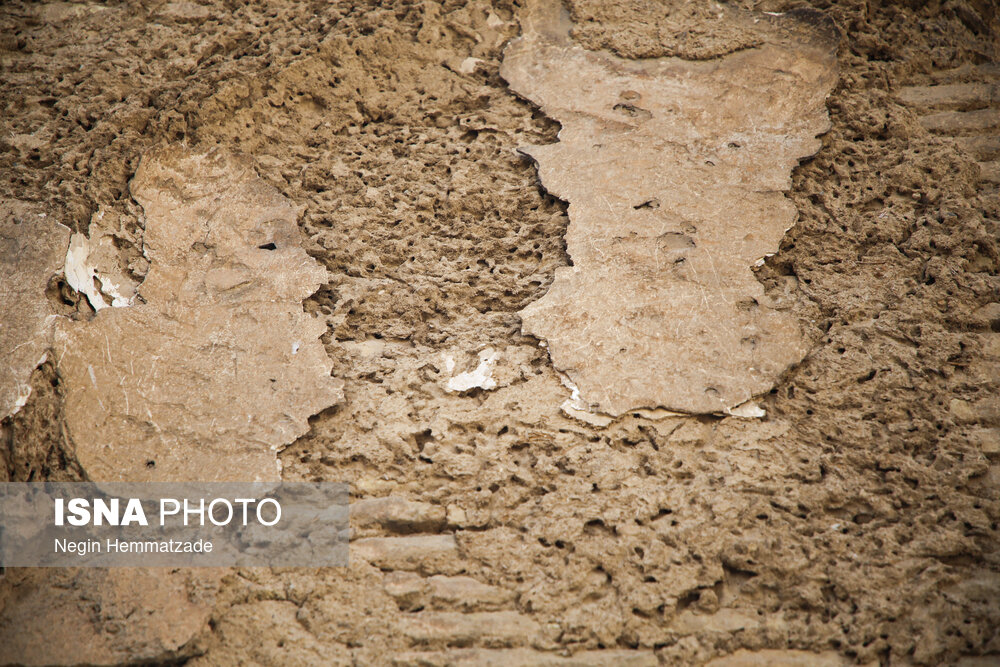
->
[0,1,998,666]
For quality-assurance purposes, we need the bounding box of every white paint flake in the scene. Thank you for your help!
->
[446,348,499,392]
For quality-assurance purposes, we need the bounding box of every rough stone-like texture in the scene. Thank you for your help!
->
[52,147,342,482]
[1,1,1000,666]
[0,201,69,420]
[1,362,84,482]
[898,61,1000,212]
[565,0,766,60]
[397,610,542,647]
[383,571,515,612]
[353,496,447,535]
[352,535,461,575]
[502,3,838,416]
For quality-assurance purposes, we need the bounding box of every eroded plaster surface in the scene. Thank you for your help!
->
[501,4,838,416]
[53,147,343,481]
[0,201,69,419]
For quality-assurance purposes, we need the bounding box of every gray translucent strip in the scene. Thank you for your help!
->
[0,482,348,567]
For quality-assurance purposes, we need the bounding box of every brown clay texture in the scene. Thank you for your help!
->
[1,1,999,666]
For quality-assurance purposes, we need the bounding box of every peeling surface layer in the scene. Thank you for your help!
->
[63,216,142,312]
[1,1,999,664]
[53,147,343,481]
[502,5,838,415]
[0,201,69,419]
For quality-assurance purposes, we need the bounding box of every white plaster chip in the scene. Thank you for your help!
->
[446,348,500,392]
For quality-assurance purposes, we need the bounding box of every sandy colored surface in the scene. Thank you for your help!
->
[0,0,998,665]
[53,146,341,483]
[0,201,69,420]
[503,3,836,416]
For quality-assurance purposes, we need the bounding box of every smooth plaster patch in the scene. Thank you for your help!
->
[0,201,70,419]
[501,3,838,416]
[53,147,343,481]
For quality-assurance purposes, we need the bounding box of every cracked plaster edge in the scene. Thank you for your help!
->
[555,369,766,427]
[64,232,137,311]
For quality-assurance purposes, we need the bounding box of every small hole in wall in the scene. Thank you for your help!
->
[258,242,277,250]
[612,103,651,119]
[146,460,156,469]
